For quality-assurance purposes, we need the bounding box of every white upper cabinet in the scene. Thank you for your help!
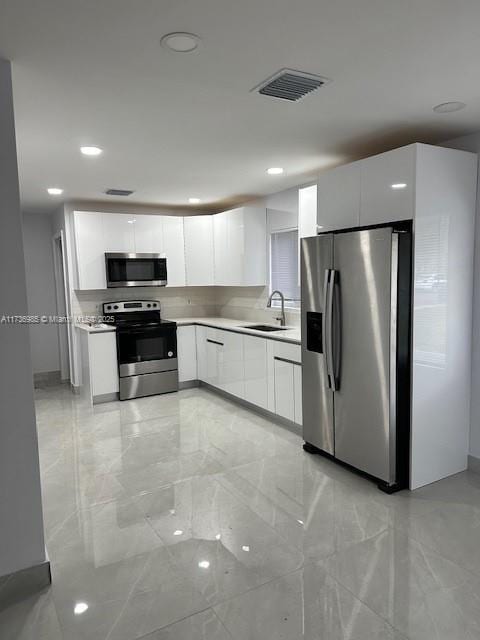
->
[360,144,415,226]
[162,216,186,287]
[317,161,360,232]
[102,213,136,252]
[74,212,106,290]
[184,215,215,286]
[213,205,266,286]
[134,215,164,253]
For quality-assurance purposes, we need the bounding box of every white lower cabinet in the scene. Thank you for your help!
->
[194,324,302,424]
[244,335,268,409]
[177,326,197,382]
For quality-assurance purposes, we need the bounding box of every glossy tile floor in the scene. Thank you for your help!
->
[2,384,480,639]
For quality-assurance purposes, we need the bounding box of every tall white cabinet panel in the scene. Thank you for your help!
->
[90,332,119,397]
[317,162,360,232]
[74,212,106,289]
[293,364,302,425]
[162,216,186,287]
[244,335,268,409]
[184,215,215,286]
[218,330,245,399]
[102,213,136,252]
[410,144,477,489]
[177,326,197,382]
[360,144,415,226]
[274,358,295,421]
[196,326,207,382]
[134,215,165,253]
[213,211,229,286]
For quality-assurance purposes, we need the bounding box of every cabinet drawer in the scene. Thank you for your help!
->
[272,341,301,364]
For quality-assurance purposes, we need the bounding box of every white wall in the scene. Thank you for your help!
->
[442,132,480,459]
[0,60,46,577]
[22,212,60,374]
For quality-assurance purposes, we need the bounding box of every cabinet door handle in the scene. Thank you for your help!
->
[207,339,224,346]
[274,356,300,366]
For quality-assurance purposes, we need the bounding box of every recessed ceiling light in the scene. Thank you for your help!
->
[433,102,466,114]
[161,32,201,53]
[391,183,407,190]
[127,219,136,224]
[80,146,103,156]
[242,545,250,552]
[198,560,210,569]
[74,602,88,615]
[173,529,183,536]
[188,197,201,204]
[267,167,284,175]
[47,187,63,195]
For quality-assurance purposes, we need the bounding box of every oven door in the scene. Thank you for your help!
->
[106,253,167,287]
[116,324,177,376]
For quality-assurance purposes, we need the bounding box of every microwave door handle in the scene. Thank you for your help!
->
[323,269,332,389]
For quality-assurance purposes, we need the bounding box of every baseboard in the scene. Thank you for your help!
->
[468,454,480,475]
[33,370,61,388]
[0,560,51,611]
[179,380,200,390]
[198,381,302,436]
[93,392,119,404]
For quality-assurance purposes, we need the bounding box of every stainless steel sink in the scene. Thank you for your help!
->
[241,324,285,332]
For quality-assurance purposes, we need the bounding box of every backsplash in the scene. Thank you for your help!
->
[73,285,300,326]
[72,287,218,319]
[215,286,300,326]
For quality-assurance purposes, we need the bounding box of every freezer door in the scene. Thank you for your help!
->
[301,235,334,454]
[333,227,396,483]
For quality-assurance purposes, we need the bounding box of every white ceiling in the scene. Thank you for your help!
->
[1,0,480,213]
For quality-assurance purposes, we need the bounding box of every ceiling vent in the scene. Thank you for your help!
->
[105,189,134,197]
[252,68,331,102]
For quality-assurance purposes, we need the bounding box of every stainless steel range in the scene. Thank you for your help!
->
[103,300,178,400]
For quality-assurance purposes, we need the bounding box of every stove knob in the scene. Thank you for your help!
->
[168,351,173,357]
[114,305,119,310]
[146,303,151,308]
[107,305,111,310]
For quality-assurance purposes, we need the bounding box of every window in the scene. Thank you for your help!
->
[270,229,300,309]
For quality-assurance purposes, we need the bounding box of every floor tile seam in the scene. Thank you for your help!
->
[386,517,480,584]
[213,471,306,548]
[210,562,314,614]
[316,554,412,639]
[101,549,179,640]
[206,475,306,559]
[133,604,218,640]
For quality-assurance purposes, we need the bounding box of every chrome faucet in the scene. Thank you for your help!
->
[267,290,286,327]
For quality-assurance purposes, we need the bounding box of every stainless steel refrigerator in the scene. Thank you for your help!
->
[301,223,412,493]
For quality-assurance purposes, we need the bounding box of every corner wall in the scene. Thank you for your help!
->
[0,60,46,577]
[22,212,60,374]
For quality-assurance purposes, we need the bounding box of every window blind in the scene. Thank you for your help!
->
[270,229,300,306]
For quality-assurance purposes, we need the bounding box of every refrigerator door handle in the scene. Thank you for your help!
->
[325,269,337,390]
[322,269,332,389]
[331,269,341,391]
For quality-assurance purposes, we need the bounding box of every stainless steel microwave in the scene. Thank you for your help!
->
[105,253,167,287]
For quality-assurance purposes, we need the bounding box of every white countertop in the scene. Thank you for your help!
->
[168,317,301,345]
[76,317,301,344]
[75,322,116,334]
